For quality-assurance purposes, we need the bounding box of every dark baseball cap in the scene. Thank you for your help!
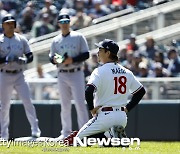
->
[58,13,70,22]
[2,14,16,24]
[95,39,119,55]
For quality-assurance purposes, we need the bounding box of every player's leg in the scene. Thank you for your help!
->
[0,73,14,140]
[77,110,127,140]
[110,110,127,139]
[15,73,40,137]
[57,73,72,138]
[76,112,110,140]
[64,111,127,146]
[70,71,89,128]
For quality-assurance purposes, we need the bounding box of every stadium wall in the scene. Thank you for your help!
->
[9,101,180,141]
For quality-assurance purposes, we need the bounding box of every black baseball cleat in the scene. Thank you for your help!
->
[111,125,127,138]
[111,125,129,148]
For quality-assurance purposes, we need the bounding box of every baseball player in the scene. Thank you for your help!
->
[75,39,146,145]
[0,14,41,140]
[49,12,89,140]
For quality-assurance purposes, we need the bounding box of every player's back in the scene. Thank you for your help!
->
[93,62,137,107]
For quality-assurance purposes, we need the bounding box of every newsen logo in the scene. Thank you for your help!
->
[73,137,140,147]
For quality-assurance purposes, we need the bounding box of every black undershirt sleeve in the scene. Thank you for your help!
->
[126,86,146,112]
[49,56,56,64]
[25,52,33,63]
[0,52,33,64]
[0,57,6,64]
[72,52,89,63]
[85,84,95,110]
[49,52,89,65]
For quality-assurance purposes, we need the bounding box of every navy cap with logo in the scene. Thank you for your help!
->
[2,14,16,24]
[58,13,70,23]
[95,39,119,55]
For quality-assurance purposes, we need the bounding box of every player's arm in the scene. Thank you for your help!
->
[62,52,89,65]
[25,52,33,63]
[85,84,101,116]
[0,57,7,64]
[85,84,95,111]
[49,56,56,64]
[72,52,89,63]
[16,52,33,65]
[72,34,90,63]
[49,41,59,64]
[49,55,57,64]
[124,86,146,112]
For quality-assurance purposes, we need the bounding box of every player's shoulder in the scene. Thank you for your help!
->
[91,67,101,77]
[70,31,84,37]
[94,64,108,75]
[117,63,132,73]
[70,30,80,35]
[14,33,28,41]
[118,64,134,76]
[52,33,62,42]
[92,67,99,74]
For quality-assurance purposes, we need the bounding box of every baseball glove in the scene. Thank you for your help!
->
[54,52,68,64]
[16,57,27,64]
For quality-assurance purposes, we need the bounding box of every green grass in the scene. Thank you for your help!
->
[0,141,179,154]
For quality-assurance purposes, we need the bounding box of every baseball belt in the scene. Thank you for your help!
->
[0,69,22,74]
[101,107,124,112]
[59,67,81,73]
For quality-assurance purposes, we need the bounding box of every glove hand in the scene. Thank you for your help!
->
[63,57,73,65]
[54,53,68,64]
[17,57,27,65]
[54,53,64,64]
[122,106,128,113]
[90,106,102,117]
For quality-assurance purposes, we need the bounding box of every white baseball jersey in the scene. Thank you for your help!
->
[50,31,89,70]
[0,33,31,70]
[87,62,143,108]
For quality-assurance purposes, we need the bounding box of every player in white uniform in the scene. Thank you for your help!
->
[75,39,146,145]
[49,13,89,140]
[0,14,41,140]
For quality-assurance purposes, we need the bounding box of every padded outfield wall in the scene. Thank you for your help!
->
[8,100,180,141]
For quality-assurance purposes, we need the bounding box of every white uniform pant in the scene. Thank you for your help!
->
[0,72,40,139]
[58,71,89,137]
[77,109,127,140]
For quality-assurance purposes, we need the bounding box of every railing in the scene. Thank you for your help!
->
[24,22,180,78]
[92,7,135,24]
[91,22,180,53]
[19,77,180,100]
[30,0,180,47]
[28,0,180,68]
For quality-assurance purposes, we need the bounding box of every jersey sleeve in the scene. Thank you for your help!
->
[129,72,143,94]
[49,39,57,57]
[87,68,100,91]
[80,34,89,53]
[22,36,31,54]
